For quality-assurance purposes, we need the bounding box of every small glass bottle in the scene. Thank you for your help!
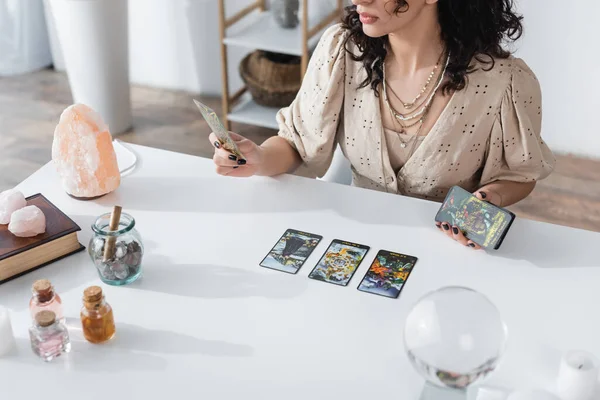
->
[29,310,71,362]
[29,279,64,324]
[80,286,116,343]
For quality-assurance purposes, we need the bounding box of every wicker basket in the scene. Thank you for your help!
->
[239,51,301,108]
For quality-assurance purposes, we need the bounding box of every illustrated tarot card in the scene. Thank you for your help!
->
[357,250,417,299]
[260,229,323,274]
[308,240,370,286]
[435,186,516,250]
[193,99,245,160]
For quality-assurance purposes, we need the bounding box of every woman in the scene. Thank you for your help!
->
[209,0,555,249]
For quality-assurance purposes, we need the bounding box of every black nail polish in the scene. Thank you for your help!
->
[452,227,459,235]
[237,159,247,165]
[442,224,450,231]
[214,141,221,148]
[228,155,237,161]
[435,222,441,227]
[233,166,239,169]
[469,243,476,248]
[479,191,487,199]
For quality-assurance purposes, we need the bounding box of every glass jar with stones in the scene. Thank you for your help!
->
[88,212,143,285]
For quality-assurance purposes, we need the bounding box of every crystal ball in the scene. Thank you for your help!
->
[404,287,507,389]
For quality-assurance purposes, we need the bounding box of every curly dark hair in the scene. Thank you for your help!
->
[342,0,523,95]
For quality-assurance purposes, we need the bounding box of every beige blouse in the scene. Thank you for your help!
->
[276,24,556,202]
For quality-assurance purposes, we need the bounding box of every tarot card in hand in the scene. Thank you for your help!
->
[309,240,370,286]
[435,186,516,250]
[357,250,417,299]
[260,229,323,274]
[193,99,245,160]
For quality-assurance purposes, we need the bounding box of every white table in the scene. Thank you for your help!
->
[1,144,599,400]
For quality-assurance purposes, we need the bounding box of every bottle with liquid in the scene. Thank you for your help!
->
[29,310,71,362]
[80,286,116,343]
[29,279,64,324]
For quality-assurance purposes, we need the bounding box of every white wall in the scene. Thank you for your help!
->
[47,0,341,94]
[514,0,600,158]
[127,0,340,95]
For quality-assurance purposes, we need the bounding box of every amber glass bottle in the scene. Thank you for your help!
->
[80,286,116,343]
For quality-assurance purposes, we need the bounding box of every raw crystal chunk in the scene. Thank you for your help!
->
[52,104,120,199]
[0,189,26,224]
[8,206,46,237]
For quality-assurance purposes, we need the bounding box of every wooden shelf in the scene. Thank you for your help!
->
[228,94,279,130]
[219,0,343,130]
[224,12,322,56]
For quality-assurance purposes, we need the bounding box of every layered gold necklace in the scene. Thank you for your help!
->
[382,51,450,128]
[381,50,449,150]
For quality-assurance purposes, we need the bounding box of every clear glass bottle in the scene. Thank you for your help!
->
[29,310,71,362]
[29,279,65,324]
[80,286,116,343]
[88,212,144,286]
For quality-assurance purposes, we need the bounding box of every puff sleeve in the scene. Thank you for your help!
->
[276,24,348,178]
[480,59,556,186]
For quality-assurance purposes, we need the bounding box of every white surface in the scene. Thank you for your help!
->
[507,390,560,400]
[113,140,138,176]
[1,144,599,400]
[224,11,322,56]
[49,0,132,134]
[42,0,65,71]
[557,351,599,400]
[515,0,600,158]
[0,0,52,76]
[228,94,280,129]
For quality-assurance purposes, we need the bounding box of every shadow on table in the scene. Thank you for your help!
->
[128,255,308,300]
[64,318,253,358]
[7,337,166,372]
[94,176,435,228]
[5,318,253,372]
[491,218,598,268]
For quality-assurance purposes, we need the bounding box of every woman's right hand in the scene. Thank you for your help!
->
[209,131,264,177]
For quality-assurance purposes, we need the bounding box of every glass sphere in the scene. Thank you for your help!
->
[404,287,507,390]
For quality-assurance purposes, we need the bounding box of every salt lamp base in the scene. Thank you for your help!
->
[67,193,107,201]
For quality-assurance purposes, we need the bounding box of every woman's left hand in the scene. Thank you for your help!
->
[435,187,502,250]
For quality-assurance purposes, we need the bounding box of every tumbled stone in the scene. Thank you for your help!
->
[8,206,46,237]
[0,189,26,224]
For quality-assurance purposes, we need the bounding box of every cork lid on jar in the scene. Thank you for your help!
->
[32,279,55,302]
[35,310,56,327]
[32,279,52,293]
[83,286,103,303]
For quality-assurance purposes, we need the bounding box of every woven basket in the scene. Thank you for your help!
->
[239,51,301,108]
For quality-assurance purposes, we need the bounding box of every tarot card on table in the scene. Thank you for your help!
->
[309,240,370,286]
[260,229,323,274]
[357,250,417,299]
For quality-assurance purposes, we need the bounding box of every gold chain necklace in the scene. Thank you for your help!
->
[386,51,444,109]
[383,51,450,122]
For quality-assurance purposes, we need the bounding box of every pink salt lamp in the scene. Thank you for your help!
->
[52,104,120,199]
